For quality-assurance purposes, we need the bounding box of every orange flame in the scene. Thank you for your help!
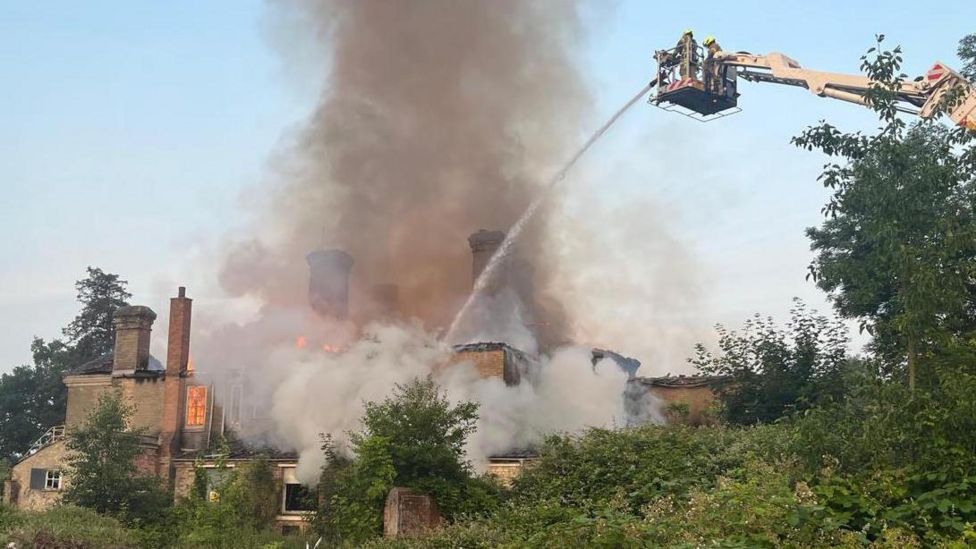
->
[295,335,308,349]
[322,344,341,353]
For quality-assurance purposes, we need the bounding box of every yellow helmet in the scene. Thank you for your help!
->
[703,36,716,46]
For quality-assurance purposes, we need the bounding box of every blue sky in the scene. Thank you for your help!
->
[1,1,973,370]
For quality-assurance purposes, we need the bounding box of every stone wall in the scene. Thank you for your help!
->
[8,441,68,511]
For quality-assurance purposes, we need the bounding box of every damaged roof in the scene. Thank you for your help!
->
[452,341,532,359]
[176,435,298,461]
[631,374,731,388]
[68,352,164,375]
[592,348,641,378]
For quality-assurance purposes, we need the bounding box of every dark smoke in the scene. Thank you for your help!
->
[220,0,593,343]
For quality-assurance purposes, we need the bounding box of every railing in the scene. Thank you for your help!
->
[25,425,65,457]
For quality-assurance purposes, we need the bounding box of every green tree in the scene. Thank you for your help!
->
[63,266,131,363]
[62,392,169,526]
[318,378,494,544]
[959,33,975,80]
[691,300,849,425]
[792,36,976,390]
[0,268,129,461]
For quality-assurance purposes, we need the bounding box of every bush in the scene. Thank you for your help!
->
[316,378,499,544]
[171,456,295,548]
[1,505,139,548]
[510,424,754,514]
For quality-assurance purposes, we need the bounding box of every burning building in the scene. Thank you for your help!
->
[2,239,723,527]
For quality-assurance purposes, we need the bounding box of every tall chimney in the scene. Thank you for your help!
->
[307,249,354,319]
[112,305,157,373]
[468,229,506,289]
[166,286,192,375]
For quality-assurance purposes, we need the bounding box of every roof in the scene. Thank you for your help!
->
[175,435,298,461]
[67,352,164,375]
[488,447,538,460]
[453,341,523,354]
[592,348,641,378]
[631,374,731,388]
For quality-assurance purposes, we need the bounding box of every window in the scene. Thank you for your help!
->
[186,386,207,427]
[283,483,316,513]
[45,470,61,490]
[228,384,243,426]
[29,468,62,491]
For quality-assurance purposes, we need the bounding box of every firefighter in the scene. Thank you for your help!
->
[703,36,722,58]
[675,29,699,80]
[703,36,723,92]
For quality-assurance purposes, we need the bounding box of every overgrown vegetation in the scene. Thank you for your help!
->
[63,392,170,528]
[315,378,501,545]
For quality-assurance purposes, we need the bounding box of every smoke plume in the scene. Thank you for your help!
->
[222,0,591,337]
[189,0,690,481]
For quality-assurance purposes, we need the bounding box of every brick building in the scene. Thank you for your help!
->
[2,235,726,525]
[0,287,312,530]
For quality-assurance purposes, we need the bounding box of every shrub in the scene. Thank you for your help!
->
[1,505,139,548]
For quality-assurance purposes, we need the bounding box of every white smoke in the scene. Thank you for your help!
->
[253,321,651,484]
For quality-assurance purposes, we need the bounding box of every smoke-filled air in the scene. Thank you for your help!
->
[190,0,694,482]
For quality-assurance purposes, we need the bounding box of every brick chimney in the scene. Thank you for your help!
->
[468,229,506,289]
[166,286,192,375]
[159,287,192,484]
[307,249,354,319]
[112,305,157,373]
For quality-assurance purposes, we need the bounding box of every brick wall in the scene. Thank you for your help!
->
[64,376,113,428]
[648,385,719,425]
[450,349,506,379]
[119,377,167,435]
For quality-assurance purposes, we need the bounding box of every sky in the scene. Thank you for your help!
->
[0,1,973,372]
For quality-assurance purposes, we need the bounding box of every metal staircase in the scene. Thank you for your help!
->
[24,425,65,457]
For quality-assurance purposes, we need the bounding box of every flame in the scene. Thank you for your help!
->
[322,344,341,353]
[186,353,194,372]
[295,335,308,349]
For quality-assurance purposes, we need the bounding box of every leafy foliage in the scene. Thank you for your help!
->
[0,505,139,549]
[792,36,976,390]
[62,392,170,527]
[63,267,132,363]
[691,299,849,424]
[316,378,496,545]
[959,33,976,81]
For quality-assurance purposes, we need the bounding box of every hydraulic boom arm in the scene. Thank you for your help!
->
[713,51,975,125]
[650,36,976,129]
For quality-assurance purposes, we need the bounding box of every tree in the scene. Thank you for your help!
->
[63,267,131,363]
[0,268,129,461]
[959,33,976,80]
[317,378,496,543]
[691,300,850,425]
[62,392,169,526]
[792,36,976,391]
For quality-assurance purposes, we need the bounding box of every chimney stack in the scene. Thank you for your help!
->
[468,229,506,289]
[112,305,157,374]
[166,286,192,376]
[307,249,354,319]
